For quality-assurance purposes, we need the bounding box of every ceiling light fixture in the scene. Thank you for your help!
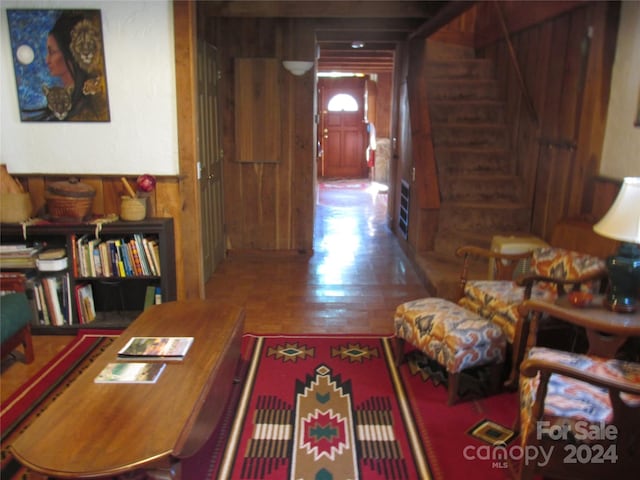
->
[351,41,365,49]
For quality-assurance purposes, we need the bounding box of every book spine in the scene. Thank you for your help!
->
[42,277,63,326]
[36,281,50,325]
[128,239,144,276]
[150,241,161,275]
[114,240,126,277]
[70,233,79,277]
[120,241,134,276]
[142,238,158,276]
[76,235,85,277]
[61,273,71,325]
[134,234,151,275]
[99,242,110,277]
[107,240,118,277]
[93,244,103,277]
[75,284,86,324]
[144,285,155,310]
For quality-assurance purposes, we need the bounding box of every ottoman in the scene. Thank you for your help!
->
[394,298,506,405]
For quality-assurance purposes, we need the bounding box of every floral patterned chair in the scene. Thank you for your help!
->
[456,246,607,388]
[513,303,640,479]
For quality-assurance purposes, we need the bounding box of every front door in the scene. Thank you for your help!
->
[318,77,368,179]
[197,40,225,280]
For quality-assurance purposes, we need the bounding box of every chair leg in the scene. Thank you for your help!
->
[447,372,460,405]
[394,337,406,366]
[505,320,530,390]
[488,362,503,395]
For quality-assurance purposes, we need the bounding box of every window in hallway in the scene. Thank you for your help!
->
[327,93,358,112]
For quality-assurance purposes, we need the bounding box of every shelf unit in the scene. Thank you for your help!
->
[0,218,176,334]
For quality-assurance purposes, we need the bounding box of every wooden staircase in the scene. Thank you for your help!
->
[413,42,531,300]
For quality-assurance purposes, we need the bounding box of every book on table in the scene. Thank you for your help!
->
[94,362,166,384]
[117,337,194,360]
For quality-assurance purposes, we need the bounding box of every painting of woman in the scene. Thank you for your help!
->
[7,9,110,122]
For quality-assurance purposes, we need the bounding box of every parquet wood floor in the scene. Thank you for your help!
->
[1,180,429,403]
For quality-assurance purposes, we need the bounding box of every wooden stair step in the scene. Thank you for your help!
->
[431,124,509,148]
[429,100,505,123]
[427,79,500,101]
[424,59,494,79]
[439,174,523,202]
[435,147,512,175]
[439,202,530,233]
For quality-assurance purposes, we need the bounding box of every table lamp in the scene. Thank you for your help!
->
[593,177,640,312]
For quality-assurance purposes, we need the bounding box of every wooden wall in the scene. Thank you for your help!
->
[475,0,621,240]
[208,16,316,253]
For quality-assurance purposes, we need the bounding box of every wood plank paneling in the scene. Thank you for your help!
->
[476,1,620,240]
[234,58,281,163]
[214,16,315,252]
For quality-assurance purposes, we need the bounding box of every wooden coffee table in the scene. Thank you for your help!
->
[11,300,245,479]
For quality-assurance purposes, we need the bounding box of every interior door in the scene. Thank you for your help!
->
[197,40,225,280]
[318,77,368,179]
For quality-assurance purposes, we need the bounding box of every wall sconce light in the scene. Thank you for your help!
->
[282,61,314,76]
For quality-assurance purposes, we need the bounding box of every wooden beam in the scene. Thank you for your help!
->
[173,0,203,299]
[200,1,438,19]
[409,1,476,40]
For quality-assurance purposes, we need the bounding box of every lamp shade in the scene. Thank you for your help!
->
[593,177,640,243]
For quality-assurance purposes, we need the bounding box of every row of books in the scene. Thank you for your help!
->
[73,233,161,278]
[26,277,163,327]
[0,244,40,269]
[27,272,77,326]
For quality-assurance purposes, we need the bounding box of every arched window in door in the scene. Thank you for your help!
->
[327,93,359,112]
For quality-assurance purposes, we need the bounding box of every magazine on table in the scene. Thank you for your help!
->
[94,362,166,384]
[117,336,194,360]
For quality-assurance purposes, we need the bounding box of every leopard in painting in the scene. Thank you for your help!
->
[42,84,73,120]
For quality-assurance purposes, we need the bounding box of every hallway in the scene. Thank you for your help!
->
[1,180,429,402]
[204,179,429,334]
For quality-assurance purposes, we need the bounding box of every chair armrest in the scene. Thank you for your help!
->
[455,246,532,298]
[455,245,532,263]
[520,347,640,396]
[516,269,608,299]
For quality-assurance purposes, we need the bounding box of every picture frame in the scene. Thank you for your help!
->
[6,9,110,122]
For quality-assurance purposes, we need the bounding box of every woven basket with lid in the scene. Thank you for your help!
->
[45,178,96,222]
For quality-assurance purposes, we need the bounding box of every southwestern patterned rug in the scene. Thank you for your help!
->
[1,333,519,480]
[211,334,519,480]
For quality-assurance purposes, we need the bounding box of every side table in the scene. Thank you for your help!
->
[519,296,640,358]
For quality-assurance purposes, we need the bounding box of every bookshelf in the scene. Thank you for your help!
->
[0,218,176,334]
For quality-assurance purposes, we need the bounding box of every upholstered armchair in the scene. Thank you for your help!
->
[1,275,35,363]
[456,246,607,387]
[513,300,640,479]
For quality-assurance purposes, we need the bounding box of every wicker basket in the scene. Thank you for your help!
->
[45,178,95,222]
[0,193,33,223]
[120,196,147,221]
